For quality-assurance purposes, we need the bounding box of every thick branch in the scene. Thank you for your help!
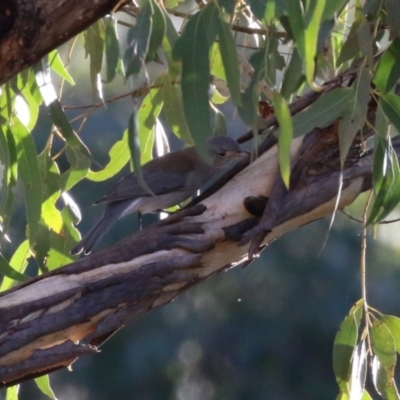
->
[0,124,386,385]
[0,0,128,85]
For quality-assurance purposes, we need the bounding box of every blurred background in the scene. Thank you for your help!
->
[2,29,400,400]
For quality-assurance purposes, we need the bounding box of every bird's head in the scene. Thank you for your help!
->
[207,136,245,168]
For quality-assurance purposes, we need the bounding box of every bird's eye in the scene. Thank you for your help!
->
[217,151,226,157]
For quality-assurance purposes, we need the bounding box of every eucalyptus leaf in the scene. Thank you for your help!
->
[103,17,120,83]
[374,38,400,94]
[217,18,241,106]
[338,65,371,166]
[273,91,293,188]
[172,3,219,156]
[87,129,131,182]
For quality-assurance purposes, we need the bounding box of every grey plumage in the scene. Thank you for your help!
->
[71,136,243,255]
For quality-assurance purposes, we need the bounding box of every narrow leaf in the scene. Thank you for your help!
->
[103,17,120,83]
[374,38,400,94]
[293,88,349,137]
[273,91,293,188]
[217,18,241,106]
[48,49,75,86]
[35,375,57,400]
[338,66,371,166]
[87,129,130,182]
[0,252,29,282]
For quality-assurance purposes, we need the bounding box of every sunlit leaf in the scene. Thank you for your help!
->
[382,315,400,355]
[35,375,57,400]
[349,340,367,400]
[0,252,29,282]
[12,119,42,246]
[371,319,400,399]
[59,146,91,191]
[87,129,130,182]
[137,85,163,164]
[0,240,30,291]
[48,206,80,270]
[273,91,293,188]
[48,49,75,86]
[333,313,359,391]
[5,385,19,400]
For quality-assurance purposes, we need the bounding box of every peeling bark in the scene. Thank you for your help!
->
[0,125,391,385]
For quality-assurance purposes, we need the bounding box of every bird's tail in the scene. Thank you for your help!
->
[70,201,132,255]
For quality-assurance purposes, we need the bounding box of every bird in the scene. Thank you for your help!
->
[71,136,244,255]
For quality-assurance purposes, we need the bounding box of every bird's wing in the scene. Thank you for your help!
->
[95,169,187,204]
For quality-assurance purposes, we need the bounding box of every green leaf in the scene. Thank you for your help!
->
[281,48,303,99]
[128,112,155,196]
[162,76,192,144]
[84,21,104,98]
[137,84,163,164]
[0,127,17,238]
[374,38,400,94]
[385,0,400,38]
[0,240,30,291]
[303,0,326,90]
[48,205,80,270]
[381,93,400,134]
[322,0,347,20]
[338,65,371,166]
[35,375,57,400]
[273,91,293,188]
[124,0,153,78]
[217,19,241,106]
[382,315,400,355]
[293,88,349,137]
[12,119,42,246]
[349,340,367,400]
[337,8,363,66]
[48,100,91,159]
[173,2,219,156]
[103,17,121,83]
[0,252,29,283]
[371,319,400,399]
[357,18,374,67]
[87,129,130,182]
[146,0,165,63]
[5,385,19,400]
[59,146,91,191]
[333,313,359,391]
[48,49,75,86]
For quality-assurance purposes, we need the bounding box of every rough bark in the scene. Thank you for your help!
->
[0,121,387,385]
[0,0,128,86]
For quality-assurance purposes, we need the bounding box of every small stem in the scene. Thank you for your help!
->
[361,190,373,352]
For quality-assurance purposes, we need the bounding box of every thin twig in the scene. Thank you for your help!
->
[361,190,373,353]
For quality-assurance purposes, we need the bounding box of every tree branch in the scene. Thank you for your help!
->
[0,0,129,86]
[0,120,389,385]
